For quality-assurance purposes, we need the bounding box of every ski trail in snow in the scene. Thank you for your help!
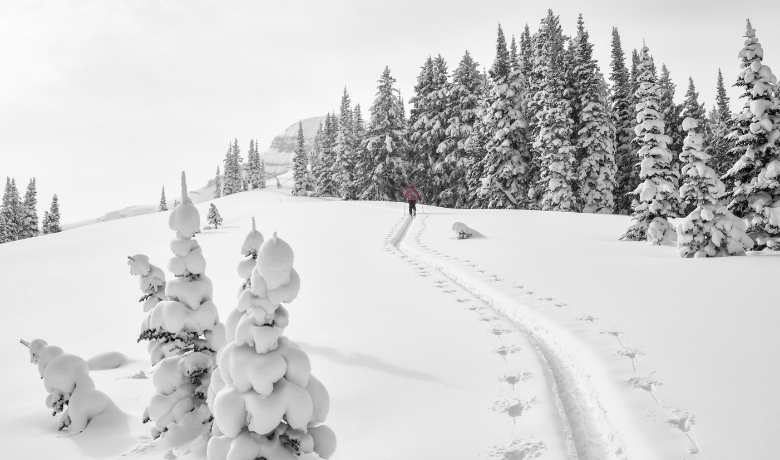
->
[389,215,663,460]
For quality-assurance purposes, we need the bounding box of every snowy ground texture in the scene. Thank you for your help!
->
[1,177,778,460]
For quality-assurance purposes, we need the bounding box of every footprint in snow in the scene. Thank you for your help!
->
[543,297,553,301]
[554,302,567,308]
[479,316,498,322]
[491,327,512,336]
[492,398,536,424]
[617,347,644,372]
[489,440,546,460]
[500,371,533,390]
[578,315,598,323]
[525,290,534,295]
[514,284,524,289]
[600,330,625,346]
[456,298,469,303]
[627,374,663,403]
[667,409,700,454]
[494,344,522,358]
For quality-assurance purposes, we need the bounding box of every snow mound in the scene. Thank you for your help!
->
[87,352,129,370]
[452,221,483,239]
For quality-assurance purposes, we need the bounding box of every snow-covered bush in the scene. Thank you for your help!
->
[139,172,225,442]
[622,45,679,245]
[21,338,113,432]
[207,232,336,460]
[128,254,166,313]
[677,118,753,257]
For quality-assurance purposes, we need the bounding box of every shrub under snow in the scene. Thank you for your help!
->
[207,231,336,460]
[21,338,113,432]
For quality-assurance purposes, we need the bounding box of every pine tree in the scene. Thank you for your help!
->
[207,203,223,229]
[292,121,309,196]
[1,178,23,242]
[159,186,168,212]
[533,11,577,211]
[257,147,266,189]
[21,178,39,238]
[222,141,242,195]
[519,24,533,82]
[438,50,483,208]
[476,24,532,209]
[334,89,359,199]
[622,45,679,244]
[573,16,616,213]
[140,172,224,440]
[214,165,222,198]
[361,66,408,201]
[246,139,264,190]
[723,20,780,249]
[207,233,336,460]
[409,55,450,203]
[42,194,61,234]
[658,65,684,160]
[610,28,637,214]
[313,113,339,196]
[677,117,753,257]
[710,69,735,176]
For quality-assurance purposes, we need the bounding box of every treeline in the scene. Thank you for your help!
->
[289,10,780,254]
[0,177,61,243]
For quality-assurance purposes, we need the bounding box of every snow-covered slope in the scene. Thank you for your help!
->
[1,186,777,460]
[262,116,325,176]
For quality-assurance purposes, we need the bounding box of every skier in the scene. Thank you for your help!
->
[402,184,422,217]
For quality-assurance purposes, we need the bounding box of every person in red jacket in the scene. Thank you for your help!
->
[402,184,422,216]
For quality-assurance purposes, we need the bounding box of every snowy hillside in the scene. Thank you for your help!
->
[2,183,777,460]
[262,116,326,176]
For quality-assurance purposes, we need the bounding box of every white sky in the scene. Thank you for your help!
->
[1,0,779,222]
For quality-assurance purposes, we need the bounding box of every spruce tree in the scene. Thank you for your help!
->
[723,20,780,249]
[222,141,241,195]
[533,10,577,211]
[246,139,264,190]
[477,24,532,209]
[21,178,39,238]
[313,113,339,196]
[710,69,735,176]
[292,121,309,196]
[519,24,533,82]
[361,66,408,201]
[408,55,450,203]
[1,178,23,242]
[159,186,168,212]
[257,148,266,189]
[610,28,637,214]
[42,194,61,234]
[573,16,616,213]
[334,89,359,199]
[207,203,223,229]
[439,50,483,208]
[214,165,222,198]
[677,117,753,257]
[658,65,684,160]
[622,45,679,244]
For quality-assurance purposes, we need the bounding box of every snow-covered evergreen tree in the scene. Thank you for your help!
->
[1,178,23,242]
[574,16,616,213]
[140,172,225,441]
[658,65,684,176]
[533,11,577,211]
[679,78,707,215]
[723,21,780,249]
[246,139,265,190]
[438,51,482,208]
[710,69,735,177]
[361,67,408,201]
[42,194,61,234]
[292,121,310,196]
[477,24,532,209]
[214,166,222,198]
[622,45,680,244]
[128,254,166,313]
[334,89,360,200]
[678,117,753,257]
[160,186,168,212]
[313,114,339,197]
[409,55,450,203]
[21,178,39,238]
[206,233,336,460]
[207,203,223,229]
[610,28,637,214]
[519,24,533,82]
[223,140,243,195]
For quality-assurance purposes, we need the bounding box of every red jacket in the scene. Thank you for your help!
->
[403,186,422,202]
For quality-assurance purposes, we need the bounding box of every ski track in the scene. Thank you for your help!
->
[388,214,640,460]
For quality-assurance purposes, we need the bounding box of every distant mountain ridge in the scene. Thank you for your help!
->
[262,115,325,176]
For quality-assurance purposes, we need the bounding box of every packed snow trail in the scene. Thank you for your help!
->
[390,215,663,460]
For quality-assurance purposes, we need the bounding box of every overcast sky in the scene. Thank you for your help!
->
[1,0,779,222]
